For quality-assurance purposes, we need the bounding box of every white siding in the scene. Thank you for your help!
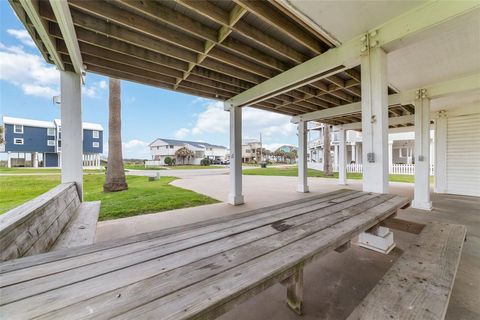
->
[446,114,480,197]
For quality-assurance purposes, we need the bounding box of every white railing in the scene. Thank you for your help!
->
[145,160,164,167]
[317,162,434,175]
[82,154,101,168]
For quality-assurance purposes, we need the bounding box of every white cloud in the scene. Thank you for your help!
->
[98,80,107,89]
[7,29,35,47]
[191,101,228,135]
[0,42,59,98]
[121,139,150,159]
[174,128,190,139]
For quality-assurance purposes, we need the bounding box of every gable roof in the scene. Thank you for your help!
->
[150,138,226,149]
[54,119,104,131]
[3,116,55,129]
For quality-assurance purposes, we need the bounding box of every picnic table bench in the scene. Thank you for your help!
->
[1,189,412,319]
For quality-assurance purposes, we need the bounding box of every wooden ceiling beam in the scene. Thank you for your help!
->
[48,22,190,72]
[233,0,324,54]
[175,0,307,64]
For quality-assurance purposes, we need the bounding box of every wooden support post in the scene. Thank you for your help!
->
[282,267,304,315]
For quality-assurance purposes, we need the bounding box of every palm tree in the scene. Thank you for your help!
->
[175,147,194,165]
[103,78,128,192]
[323,123,333,176]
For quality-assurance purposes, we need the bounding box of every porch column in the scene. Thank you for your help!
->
[388,141,393,174]
[227,103,244,205]
[361,43,389,193]
[297,120,309,193]
[334,144,339,171]
[33,152,39,168]
[351,143,356,163]
[7,152,11,168]
[412,90,432,210]
[338,128,347,185]
[60,71,83,199]
[434,113,447,193]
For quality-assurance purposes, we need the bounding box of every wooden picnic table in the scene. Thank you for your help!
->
[0,189,409,320]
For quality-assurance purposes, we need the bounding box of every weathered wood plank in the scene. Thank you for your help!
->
[1,192,381,307]
[347,223,466,320]
[109,196,408,320]
[1,195,406,319]
[0,190,354,274]
[51,201,100,250]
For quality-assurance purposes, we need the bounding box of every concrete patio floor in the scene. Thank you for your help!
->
[96,175,480,320]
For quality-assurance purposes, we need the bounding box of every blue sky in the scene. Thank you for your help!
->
[0,1,297,159]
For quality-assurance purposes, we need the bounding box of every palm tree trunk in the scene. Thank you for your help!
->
[323,123,333,176]
[104,78,128,192]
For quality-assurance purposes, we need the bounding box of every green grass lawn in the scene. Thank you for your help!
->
[242,166,428,184]
[0,167,104,174]
[0,174,218,220]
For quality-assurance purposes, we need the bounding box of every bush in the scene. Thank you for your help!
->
[171,158,176,166]
[200,158,210,166]
[164,156,173,166]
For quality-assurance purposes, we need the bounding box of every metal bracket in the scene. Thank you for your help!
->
[415,88,428,100]
[360,30,379,55]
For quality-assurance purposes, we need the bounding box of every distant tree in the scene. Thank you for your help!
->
[104,78,128,192]
[323,124,333,176]
[0,125,4,145]
[175,147,194,165]
[200,158,210,166]
[164,156,173,166]
[274,149,286,163]
[288,149,298,164]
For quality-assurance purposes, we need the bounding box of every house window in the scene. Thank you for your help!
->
[14,125,23,134]
[47,140,56,146]
[47,128,55,136]
[92,130,100,139]
[170,145,174,149]
[14,138,24,145]
[93,142,100,148]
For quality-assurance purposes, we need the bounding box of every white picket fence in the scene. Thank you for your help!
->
[319,163,435,175]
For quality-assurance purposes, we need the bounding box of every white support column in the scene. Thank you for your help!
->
[361,40,389,194]
[434,114,447,193]
[297,120,309,193]
[412,90,432,210]
[351,143,356,163]
[227,103,244,205]
[7,152,11,168]
[388,141,393,174]
[60,71,83,199]
[33,152,39,168]
[338,128,347,185]
[334,144,339,171]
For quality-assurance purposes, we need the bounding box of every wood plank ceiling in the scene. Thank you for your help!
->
[11,0,414,127]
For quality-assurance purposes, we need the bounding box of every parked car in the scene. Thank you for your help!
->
[221,159,230,165]
[212,159,222,165]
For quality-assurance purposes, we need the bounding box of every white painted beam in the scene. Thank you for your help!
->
[227,1,479,108]
[339,115,415,130]
[49,0,83,74]
[412,91,432,210]
[227,103,244,205]
[297,120,309,193]
[292,73,480,123]
[19,0,64,70]
[60,71,83,198]
[361,46,389,194]
[338,128,347,185]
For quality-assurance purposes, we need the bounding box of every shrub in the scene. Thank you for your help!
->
[164,156,173,166]
[200,158,210,166]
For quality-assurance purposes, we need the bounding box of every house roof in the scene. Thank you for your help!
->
[3,116,55,129]
[150,138,226,150]
[2,116,103,131]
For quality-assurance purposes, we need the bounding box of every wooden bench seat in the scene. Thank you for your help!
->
[347,222,467,320]
[0,189,409,320]
[0,183,99,261]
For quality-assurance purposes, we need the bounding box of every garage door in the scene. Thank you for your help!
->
[446,114,480,197]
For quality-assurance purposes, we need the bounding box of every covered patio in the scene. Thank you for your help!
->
[2,0,480,319]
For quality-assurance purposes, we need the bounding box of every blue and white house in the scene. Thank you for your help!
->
[2,116,103,168]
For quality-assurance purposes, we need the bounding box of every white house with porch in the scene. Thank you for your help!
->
[148,138,227,165]
[2,1,479,319]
